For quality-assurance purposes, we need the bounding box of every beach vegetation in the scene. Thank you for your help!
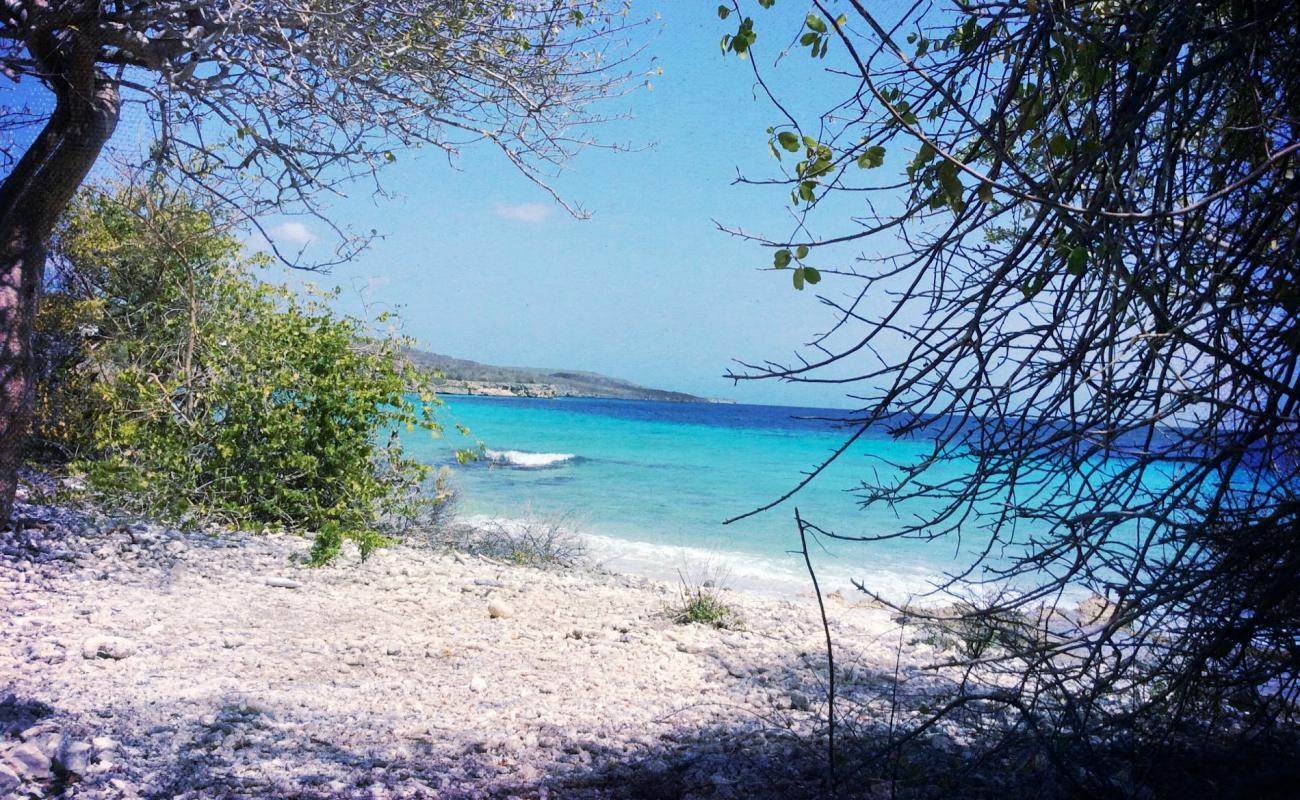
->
[33,183,453,556]
[671,567,740,630]
[439,512,587,569]
[719,0,1300,793]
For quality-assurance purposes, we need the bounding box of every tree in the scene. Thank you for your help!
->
[718,0,1298,791]
[0,0,643,521]
[37,181,455,549]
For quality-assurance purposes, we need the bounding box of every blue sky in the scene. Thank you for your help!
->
[7,3,909,409]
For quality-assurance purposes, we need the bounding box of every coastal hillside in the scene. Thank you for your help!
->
[403,348,708,402]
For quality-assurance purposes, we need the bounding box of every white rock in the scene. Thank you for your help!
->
[487,599,514,619]
[18,722,57,742]
[264,577,303,589]
[27,640,66,664]
[0,764,19,795]
[92,737,118,753]
[7,742,52,780]
[32,732,62,759]
[56,741,93,775]
[788,691,813,711]
[82,635,138,660]
[469,675,488,693]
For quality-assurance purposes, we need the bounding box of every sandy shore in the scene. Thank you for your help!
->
[1,501,978,799]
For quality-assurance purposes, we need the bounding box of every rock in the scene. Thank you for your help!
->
[265,577,303,589]
[469,675,487,693]
[0,764,19,795]
[92,737,117,753]
[56,741,92,775]
[27,640,66,664]
[473,578,503,588]
[7,742,52,780]
[1075,593,1113,625]
[18,722,57,742]
[788,691,812,711]
[385,643,403,656]
[32,732,62,759]
[487,599,514,619]
[82,635,137,660]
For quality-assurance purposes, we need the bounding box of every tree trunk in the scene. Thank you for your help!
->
[0,38,119,524]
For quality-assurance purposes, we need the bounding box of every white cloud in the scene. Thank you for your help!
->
[493,201,552,224]
[270,221,317,246]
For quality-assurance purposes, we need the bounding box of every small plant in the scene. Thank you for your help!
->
[914,604,1029,659]
[306,522,392,566]
[441,511,585,568]
[670,565,740,629]
[354,530,391,562]
[308,523,344,567]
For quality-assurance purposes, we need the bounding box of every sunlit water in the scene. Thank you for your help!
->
[398,396,1073,599]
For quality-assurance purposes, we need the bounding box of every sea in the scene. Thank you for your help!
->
[396,395,1062,601]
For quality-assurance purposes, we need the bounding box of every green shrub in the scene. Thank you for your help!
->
[34,184,460,551]
[308,523,345,567]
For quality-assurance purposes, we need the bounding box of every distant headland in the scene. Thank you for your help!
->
[403,348,728,403]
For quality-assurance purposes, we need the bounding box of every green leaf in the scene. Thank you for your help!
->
[793,267,805,290]
[805,14,827,33]
[1066,246,1088,276]
[803,266,821,284]
[777,131,801,152]
[857,145,886,169]
[937,160,963,206]
[798,182,816,202]
[717,5,730,19]
[800,31,818,46]
[1048,132,1071,157]
[774,249,792,268]
[795,245,809,259]
[977,182,994,204]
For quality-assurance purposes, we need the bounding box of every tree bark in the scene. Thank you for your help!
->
[0,36,119,523]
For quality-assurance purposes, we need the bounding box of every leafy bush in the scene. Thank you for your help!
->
[34,184,458,554]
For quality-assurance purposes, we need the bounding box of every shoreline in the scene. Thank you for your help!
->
[456,513,1094,610]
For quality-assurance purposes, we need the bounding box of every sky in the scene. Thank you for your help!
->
[5,3,912,409]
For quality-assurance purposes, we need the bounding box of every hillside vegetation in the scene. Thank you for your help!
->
[403,348,708,403]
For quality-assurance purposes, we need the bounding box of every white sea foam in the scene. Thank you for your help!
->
[459,513,952,602]
[483,449,577,469]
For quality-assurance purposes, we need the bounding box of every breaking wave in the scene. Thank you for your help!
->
[483,449,578,469]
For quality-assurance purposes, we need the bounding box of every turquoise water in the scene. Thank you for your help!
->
[399,396,1032,598]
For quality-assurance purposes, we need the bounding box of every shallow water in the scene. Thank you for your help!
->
[399,396,1056,599]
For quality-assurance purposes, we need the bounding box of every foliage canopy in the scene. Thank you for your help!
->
[36,184,453,549]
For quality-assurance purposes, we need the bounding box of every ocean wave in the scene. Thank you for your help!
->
[483,449,578,469]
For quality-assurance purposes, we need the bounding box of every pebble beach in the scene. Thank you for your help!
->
[1,497,1001,800]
